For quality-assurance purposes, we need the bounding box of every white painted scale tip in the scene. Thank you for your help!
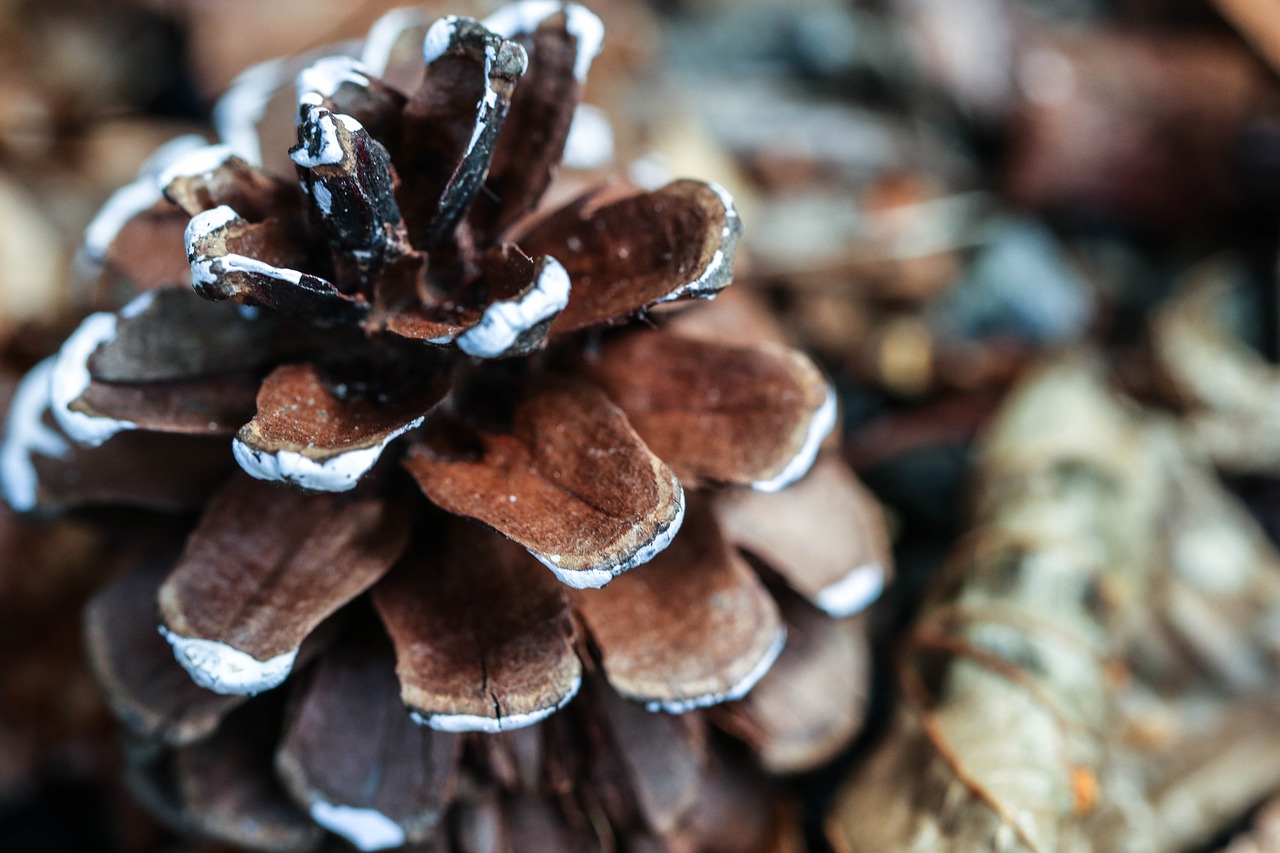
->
[291,108,365,169]
[159,626,297,695]
[362,7,434,74]
[214,56,288,166]
[751,384,837,493]
[537,480,686,589]
[645,625,788,714]
[410,673,581,733]
[49,312,137,448]
[156,144,236,194]
[0,359,69,513]
[232,415,424,494]
[82,135,211,261]
[295,56,371,105]
[456,258,570,358]
[310,803,406,852]
[82,180,163,262]
[814,563,886,617]
[421,16,459,65]
[562,103,615,170]
[185,204,240,248]
[482,1,603,82]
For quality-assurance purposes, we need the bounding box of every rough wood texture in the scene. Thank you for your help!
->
[468,12,582,242]
[829,358,1280,853]
[405,382,682,584]
[573,498,783,711]
[515,181,741,333]
[159,475,410,662]
[582,330,832,489]
[372,517,580,730]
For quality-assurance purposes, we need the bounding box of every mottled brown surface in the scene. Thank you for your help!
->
[573,499,782,708]
[372,518,580,727]
[405,382,681,577]
[158,475,410,660]
[238,362,446,460]
[277,636,460,842]
[584,330,830,487]
[518,181,734,333]
[715,454,892,608]
[85,556,247,745]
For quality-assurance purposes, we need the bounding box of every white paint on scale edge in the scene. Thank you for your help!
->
[49,312,138,447]
[159,626,298,695]
[536,480,685,588]
[0,359,69,512]
[646,626,787,714]
[310,803,406,852]
[410,672,581,733]
[482,1,603,82]
[232,415,425,494]
[457,258,570,358]
[751,384,837,493]
[814,562,885,617]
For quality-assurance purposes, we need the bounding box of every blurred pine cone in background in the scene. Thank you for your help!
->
[1,2,892,850]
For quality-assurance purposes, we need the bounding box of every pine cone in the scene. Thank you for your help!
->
[2,3,892,849]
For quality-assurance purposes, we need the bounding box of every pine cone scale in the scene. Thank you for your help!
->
[572,499,784,713]
[156,475,411,693]
[373,519,581,733]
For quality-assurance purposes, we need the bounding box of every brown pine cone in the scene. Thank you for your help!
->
[2,3,891,850]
